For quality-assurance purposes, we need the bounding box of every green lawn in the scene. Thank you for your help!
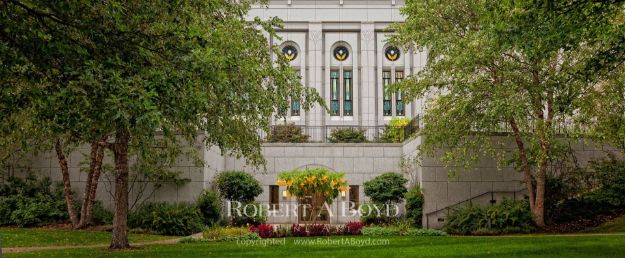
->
[585,215,625,233]
[0,228,175,248]
[5,234,625,257]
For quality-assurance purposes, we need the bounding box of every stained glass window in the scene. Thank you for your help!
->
[396,71,404,116]
[343,70,353,116]
[383,71,392,116]
[330,71,340,116]
[385,46,400,61]
[282,45,298,61]
[334,46,349,61]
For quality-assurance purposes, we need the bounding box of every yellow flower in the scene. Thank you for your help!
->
[338,186,351,192]
[321,176,328,182]
[286,180,293,187]
[300,182,305,187]
[276,180,288,186]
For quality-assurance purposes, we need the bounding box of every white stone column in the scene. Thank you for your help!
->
[308,23,324,128]
[360,23,376,127]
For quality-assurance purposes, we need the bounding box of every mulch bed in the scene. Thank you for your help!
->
[539,209,625,234]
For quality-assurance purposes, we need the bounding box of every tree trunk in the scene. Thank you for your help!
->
[54,139,79,227]
[509,119,536,213]
[77,137,107,229]
[534,123,551,228]
[110,129,130,249]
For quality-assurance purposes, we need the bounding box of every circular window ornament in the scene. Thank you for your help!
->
[333,46,349,61]
[385,46,400,61]
[282,45,298,61]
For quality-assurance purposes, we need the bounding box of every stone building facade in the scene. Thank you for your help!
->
[2,0,612,228]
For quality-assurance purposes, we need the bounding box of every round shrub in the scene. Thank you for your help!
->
[364,172,408,203]
[197,190,221,226]
[129,202,203,236]
[328,128,367,143]
[405,186,424,227]
[266,123,310,143]
[215,171,263,202]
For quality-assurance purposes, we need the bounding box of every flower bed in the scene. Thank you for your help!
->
[250,222,365,238]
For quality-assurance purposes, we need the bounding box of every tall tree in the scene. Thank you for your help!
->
[1,0,321,249]
[391,0,624,227]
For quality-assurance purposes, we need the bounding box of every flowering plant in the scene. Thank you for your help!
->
[277,168,348,223]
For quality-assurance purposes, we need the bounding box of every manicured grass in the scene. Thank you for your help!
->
[6,234,625,257]
[585,215,625,233]
[0,228,176,248]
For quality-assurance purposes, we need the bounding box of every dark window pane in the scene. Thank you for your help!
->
[383,71,392,116]
[270,185,279,210]
[349,185,359,210]
[396,71,404,116]
[343,70,353,116]
[330,71,340,116]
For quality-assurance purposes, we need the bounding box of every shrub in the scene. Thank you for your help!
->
[273,225,291,237]
[230,202,267,226]
[215,171,263,202]
[549,158,625,224]
[328,128,367,143]
[0,175,68,226]
[361,226,400,236]
[266,123,310,143]
[90,201,113,225]
[443,200,534,235]
[197,190,221,226]
[364,172,408,203]
[250,223,274,238]
[345,221,365,235]
[202,227,261,242]
[362,226,447,236]
[203,226,248,240]
[308,224,331,236]
[129,202,203,236]
[380,117,412,143]
[405,186,424,227]
[405,228,448,236]
[359,202,402,225]
[587,158,625,207]
[291,224,307,237]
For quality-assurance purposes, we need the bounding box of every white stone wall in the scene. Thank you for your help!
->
[3,139,207,211]
[208,142,404,224]
[418,137,616,229]
[259,0,428,128]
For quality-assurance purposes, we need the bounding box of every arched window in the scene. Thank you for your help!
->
[330,43,353,117]
[281,42,301,117]
[383,45,404,116]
